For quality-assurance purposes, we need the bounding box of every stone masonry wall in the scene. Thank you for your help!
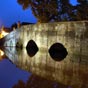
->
[3,21,88,63]
[3,21,88,87]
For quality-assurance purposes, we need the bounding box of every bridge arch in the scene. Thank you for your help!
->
[10,40,13,46]
[26,40,39,57]
[49,42,68,61]
[16,39,23,48]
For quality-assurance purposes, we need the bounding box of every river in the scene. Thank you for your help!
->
[0,46,88,88]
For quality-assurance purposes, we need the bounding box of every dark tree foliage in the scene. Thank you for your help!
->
[11,22,17,29]
[17,0,59,22]
[58,0,75,21]
[17,0,88,22]
[76,0,88,20]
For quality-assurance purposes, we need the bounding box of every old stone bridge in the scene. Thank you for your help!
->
[1,21,88,61]
[1,21,88,87]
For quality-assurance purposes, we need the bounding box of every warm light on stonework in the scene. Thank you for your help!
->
[0,49,4,56]
[0,30,9,38]
[2,30,8,37]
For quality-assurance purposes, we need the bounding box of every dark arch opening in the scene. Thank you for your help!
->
[26,40,39,57]
[10,40,13,46]
[16,39,23,49]
[49,43,68,61]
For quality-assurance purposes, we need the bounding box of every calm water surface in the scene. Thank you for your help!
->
[0,47,88,88]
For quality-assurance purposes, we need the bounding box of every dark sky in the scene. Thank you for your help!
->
[0,0,77,28]
[0,0,37,28]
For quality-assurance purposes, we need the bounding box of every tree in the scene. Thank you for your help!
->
[11,22,17,29]
[75,0,88,20]
[17,0,73,22]
[17,0,59,22]
[17,0,88,22]
[58,0,75,21]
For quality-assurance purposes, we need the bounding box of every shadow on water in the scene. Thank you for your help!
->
[12,74,69,88]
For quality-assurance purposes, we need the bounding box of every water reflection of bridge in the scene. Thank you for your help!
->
[3,46,88,88]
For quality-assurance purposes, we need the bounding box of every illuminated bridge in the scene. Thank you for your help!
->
[1,21,88,88]
[1,21,88,61]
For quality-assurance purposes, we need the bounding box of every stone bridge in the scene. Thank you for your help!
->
[2,21,88,87]
[1,21,88,61]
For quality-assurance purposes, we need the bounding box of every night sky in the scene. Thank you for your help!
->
[0,0,77,88]
[0,0,77,28]
[0,0,37,28]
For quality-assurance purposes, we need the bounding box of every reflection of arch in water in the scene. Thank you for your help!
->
[49,43,68,61]
[10,40,13,46]
[26,40,39,57]
[16,39,23,48]
[4,44,88,88]
[5,43,7,46]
